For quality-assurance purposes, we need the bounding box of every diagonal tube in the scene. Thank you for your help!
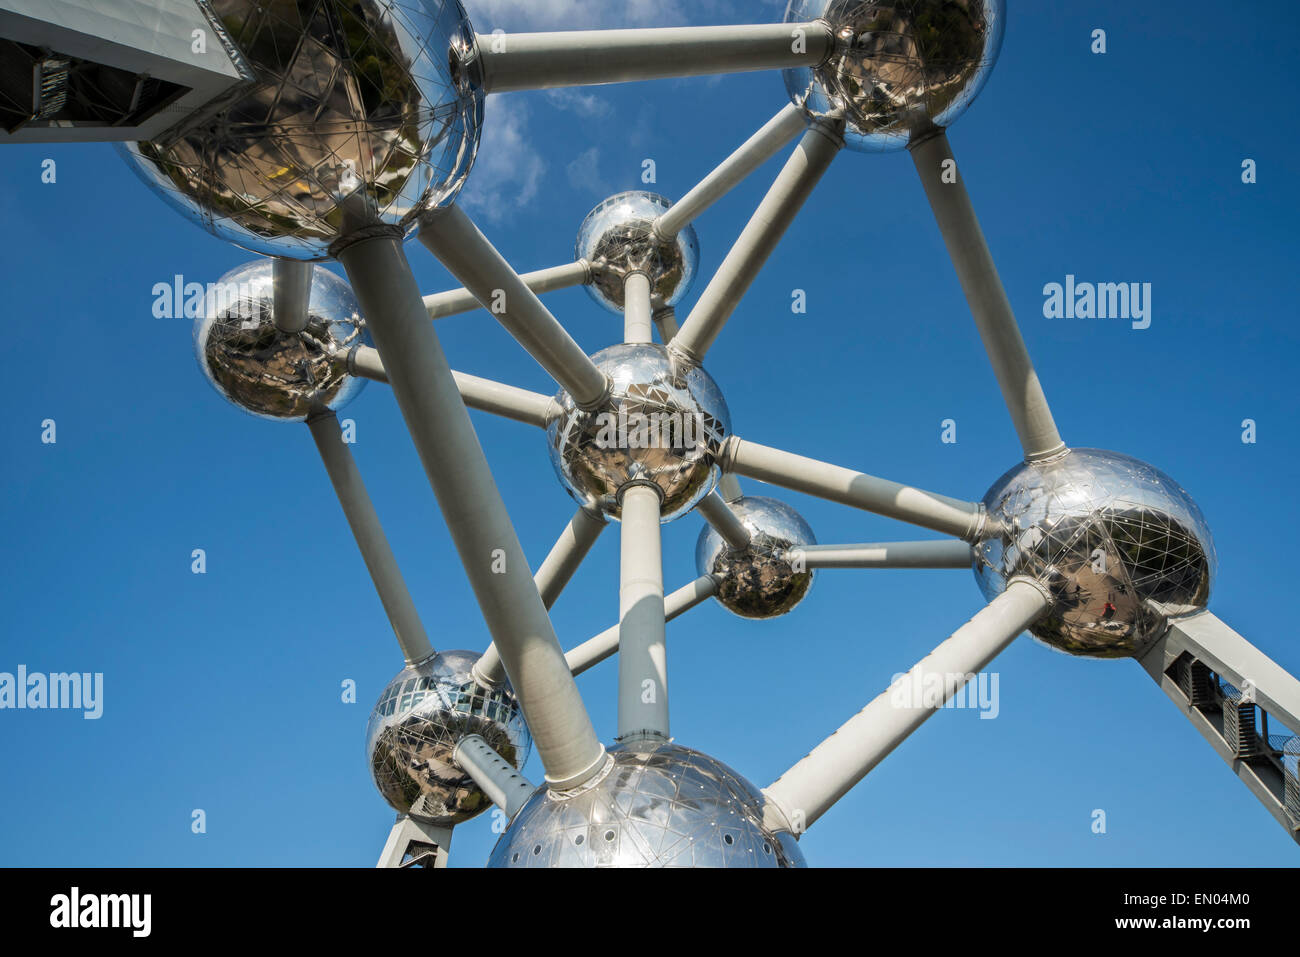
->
[474,22,834,93]
[424,261,590,319]
[717,472,744,503]
[698,490,752,551]
[337,233,605,790]
[793,540,973,570]
[534,507,608,611]
[348,345,558,428]
[307,411,434,665]
[655,103,808,240]
[618,484,669,741]
[567,575,718,677]
[670,122,842,363]
[652,306,679,342]
[762,579,1050,834]
[453,734,537,821]
[723,436,985,542]
[476,506,608,686]
[910,131,1065,461]
[419,206,609,409]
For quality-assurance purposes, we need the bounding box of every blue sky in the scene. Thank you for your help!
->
[1,0,1298,867]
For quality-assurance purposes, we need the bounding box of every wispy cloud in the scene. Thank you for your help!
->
[543,88,613,118]
[457,94,547,224]
[565,146,611,198]
[455,0,788,220]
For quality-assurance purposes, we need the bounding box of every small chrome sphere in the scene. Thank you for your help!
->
[547,344,730,522]
[973,449,1216,659]
[487,740,805,867]
[575,191,699,313]
[195,259,368,421]
[366,650,532,826]
[696,496,817,619]
[783,0,1005,152]
[118,0,483,259]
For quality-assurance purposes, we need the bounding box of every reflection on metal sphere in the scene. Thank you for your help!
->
[196,259,368,421]
[547,344,730,522]
[118,0,483,259]
[783,0,1005,152]
[487,740,805,867]
[366,650,532,826]
[973,448,1215,659]
[696,496,817,619]
[575,191,699,313]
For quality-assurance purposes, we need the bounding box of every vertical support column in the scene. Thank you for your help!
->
[910,131,1065,461]
[624,272,654,345]
[565,575,719,677]
[618,484,669,741]
[272,257,312,334]
[337,233,605,790]
[307,411,433,665]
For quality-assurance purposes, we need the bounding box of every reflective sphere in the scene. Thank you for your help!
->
[118,0,483,259]
[488,740,805,867]
[575,192,699,313]
[696,496,817,619]
[547,344,730,522]
[973,449,1215,659]
[366,650,532,826]
[783,0,1005,151]
[196,259,368,421]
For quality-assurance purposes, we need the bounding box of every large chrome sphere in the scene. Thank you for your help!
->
[547,344,730,522]
[118,0,483,260]
[575,192,699,313]
[696,496,817,619]
[487,740,805,868]
[973,449,1215,659]
[366,650,532,826]
[783,0,1005,152]
[195,259,368,421]
[546,345,733,522]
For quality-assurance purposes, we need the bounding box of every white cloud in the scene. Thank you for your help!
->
[457,94,548,224]
[543,88,613,118]
[565,146,610,197]
[454,0,790,219]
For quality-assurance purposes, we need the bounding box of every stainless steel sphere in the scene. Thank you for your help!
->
[195,259,369,421]
[487,741,805,867]
[696,496,817,619]
[783,0,1005,152]
[547,344,730,522]
[575,192,699,313]
[366,650,532,826]
[973,449,1215,659]
[118,0,483,259]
